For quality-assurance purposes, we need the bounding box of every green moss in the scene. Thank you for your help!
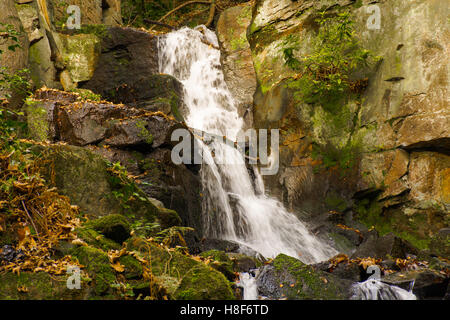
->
[0,272,87,300]
[174,265,235,300]
[70,88,102,101]
[354,198,434,250]
[119,255,144,280]
[26,98,48,141]
[156,207,181,230]
[71,246,116,295]
[354,0,363,8]
[200,250,235,281]
[84,214,131,244]
[126,237,198,278]
[135,119,154,145]
[75,227,122,251]
[325,194,348,212]
[230,31,247,51]
[272,254,343,300]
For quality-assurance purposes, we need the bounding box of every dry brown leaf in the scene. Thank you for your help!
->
[112,262,125,273]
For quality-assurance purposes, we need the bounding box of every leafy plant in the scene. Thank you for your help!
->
[281,10,380,109]
[0,24,31,142]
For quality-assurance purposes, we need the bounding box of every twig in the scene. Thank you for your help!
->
[21,200,40,238]
[205,0,216,27]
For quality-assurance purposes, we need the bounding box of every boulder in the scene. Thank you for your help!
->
[126,237,236,299]
[256,254,353,300]
[81,27,159,101]
[382,270,449,300]
[85,214,131,244]
[351,233,419,260]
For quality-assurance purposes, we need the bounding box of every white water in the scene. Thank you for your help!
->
[351,280,417,300]
[158,26,337,264]
[238,272,259,300]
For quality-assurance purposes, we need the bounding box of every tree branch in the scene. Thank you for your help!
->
[143,19,176,30]
[151,0,212,30]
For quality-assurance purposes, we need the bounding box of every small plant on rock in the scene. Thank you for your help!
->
[280,10,380,110]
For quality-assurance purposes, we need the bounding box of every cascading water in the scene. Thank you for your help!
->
[351,280,417,300]
[158,26,337,264]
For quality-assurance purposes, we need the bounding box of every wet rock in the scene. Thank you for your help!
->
[195,239,241,254]
[256,254,353,300]
[227,253,260,273]
[351,233,419,260]
[382,270,449,300]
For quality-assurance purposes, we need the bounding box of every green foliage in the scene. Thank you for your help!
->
[107,161,151,212]
[281,10,379,107]
[0,23,32,101]
[0,24,30,144]
[311,141,360,172]
[0,23,21,55]
[70,88,102,101]
[121,0,174,27]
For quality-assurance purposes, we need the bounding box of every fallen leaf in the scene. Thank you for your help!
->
[111,262,125,273]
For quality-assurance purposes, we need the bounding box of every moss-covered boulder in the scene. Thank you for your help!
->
[75,227,122,251]
[59,33,101,84]
[156,207,182,230]
[0,272,89,300]
[256,254,353,300]
[119,255,144,280]
[126,237,236,299]
[200,250,236,281]
[32,144,160,223]
[174,265,235,300]
[70,246,116,296]
[84,214,131,244]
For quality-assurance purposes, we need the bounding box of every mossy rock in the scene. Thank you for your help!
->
[258,254,352,300]
[126,237,236,300]
[75,226,122,251]
[200,250,235,281]
[126,237,198,277]
[70,246,116,296]
[429,229,450,258]
[34,144,160,223]
[0,272,88,300]
[119,255,143,280]
[156,207,182,230]
[174,265,235,300]
[85,214,131,244]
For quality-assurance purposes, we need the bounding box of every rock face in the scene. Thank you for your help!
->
[239,0,449,252]
[216,4,256,129]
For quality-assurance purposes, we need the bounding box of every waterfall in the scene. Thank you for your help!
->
[158,26,337,264]
[351,280,417,300]
[237,272,258,300]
